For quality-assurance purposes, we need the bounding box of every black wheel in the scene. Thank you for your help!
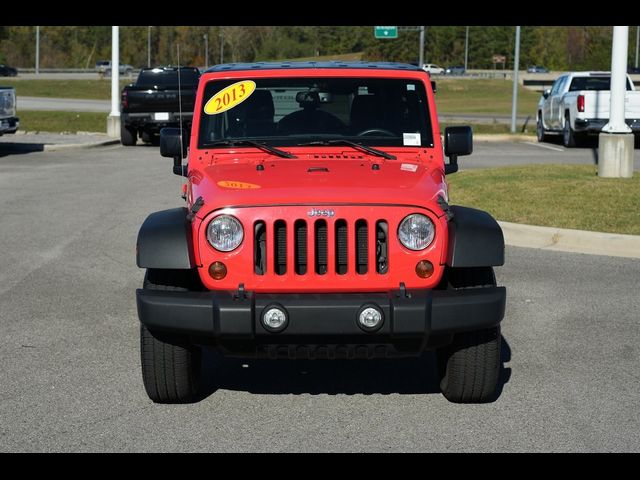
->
[140,269,202,403]
[437,267,501,403]
[121,123,137,146]
[536,113,548,143]
[562,113,582,148]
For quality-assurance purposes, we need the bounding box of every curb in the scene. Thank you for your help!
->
[498,221,640,259]
[474,134,534,142]
[43,139,120,151]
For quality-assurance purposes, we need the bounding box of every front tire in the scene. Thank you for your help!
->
[140,269,202,403]
[536,113,548,143]
[437,267,502,403]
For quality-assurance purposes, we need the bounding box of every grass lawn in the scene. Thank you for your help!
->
[440,122,535,136]
[447,165,640,235]
[434,78,541,117]
[18,111,106,133]
[3,79,129,99]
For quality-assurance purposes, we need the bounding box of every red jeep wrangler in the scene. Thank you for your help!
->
[136,62,506,404]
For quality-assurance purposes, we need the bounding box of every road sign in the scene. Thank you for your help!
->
[375,26,398,39]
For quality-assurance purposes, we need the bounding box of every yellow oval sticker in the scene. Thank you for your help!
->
[217,180,261,190]
[204,80,256,115]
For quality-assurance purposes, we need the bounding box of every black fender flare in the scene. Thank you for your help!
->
[136,207,196,269]
[446,206,505,268]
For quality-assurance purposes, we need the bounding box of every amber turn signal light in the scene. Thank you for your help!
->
[415,260,434,278]
[209,261,227,280]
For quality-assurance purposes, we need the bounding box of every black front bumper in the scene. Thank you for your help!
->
[0,116,19,135]
[136,287,506,357]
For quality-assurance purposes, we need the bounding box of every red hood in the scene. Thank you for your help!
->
[189,150,448,217]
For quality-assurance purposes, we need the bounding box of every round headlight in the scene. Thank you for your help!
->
[207,215,244,252]
[398,214,435,251]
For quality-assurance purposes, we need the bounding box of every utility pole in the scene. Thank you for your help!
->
[107,26,120,138]
[419,26,425,67]
[204,33,209,69]
[510,26,521,134]
[599,26,633,178]
[35,26,40,75]
[636,26,640,68]
[147,26,152,68]
[219,30,224,64]
[464,26,469,71]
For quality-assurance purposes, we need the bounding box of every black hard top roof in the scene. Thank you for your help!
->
[204,61,423,74]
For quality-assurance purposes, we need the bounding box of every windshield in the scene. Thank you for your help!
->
[198,76,434,149]
[137,68,200,87]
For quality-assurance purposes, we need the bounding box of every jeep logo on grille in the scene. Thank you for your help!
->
[307,208,335,218]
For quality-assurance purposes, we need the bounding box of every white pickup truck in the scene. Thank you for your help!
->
[0,86,19,135]
[536,71,640,147]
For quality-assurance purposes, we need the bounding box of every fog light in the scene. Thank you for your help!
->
[415,260,434,278]
[262,305,288,332]
[357,305,384,332]
[209,261,227,280]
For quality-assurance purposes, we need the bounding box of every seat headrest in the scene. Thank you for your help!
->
[296,90,320,109]
[233,89,274,120]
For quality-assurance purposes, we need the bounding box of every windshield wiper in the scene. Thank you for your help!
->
[207,140,297,159]
[298,140,396,160]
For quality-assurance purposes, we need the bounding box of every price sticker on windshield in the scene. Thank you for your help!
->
[204,80,256,115]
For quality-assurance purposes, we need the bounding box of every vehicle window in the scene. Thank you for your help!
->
[550,76,565,95]
[198,77,434,149]
[137,69,200,87]
[568,76,632,91]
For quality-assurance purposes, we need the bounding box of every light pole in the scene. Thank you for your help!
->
[418,26,425,67]
[147,26,152,68]
[464,26,469,71]
[204,33,209,69]
[510,26,521,134]
[107,26,120,138]
[599,26,633,178]
[35,26,40,75]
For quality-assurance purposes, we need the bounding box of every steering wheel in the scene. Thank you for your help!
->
[356,128,396,137]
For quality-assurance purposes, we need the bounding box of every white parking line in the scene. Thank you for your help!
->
[523,141,565,152]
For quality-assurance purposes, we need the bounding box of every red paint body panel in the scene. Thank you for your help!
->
[186,67,450,293]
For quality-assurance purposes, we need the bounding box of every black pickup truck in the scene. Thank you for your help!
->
[120,66,200,146]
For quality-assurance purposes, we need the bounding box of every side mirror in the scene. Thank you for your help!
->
[444,126,473,175]
[160,127,188,176]
[542,89,551,99]
[431,80,437,94]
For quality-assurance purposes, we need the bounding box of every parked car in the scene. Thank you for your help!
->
[120,66,200,145]
[527,65,549,73]
[0,86,19,135]
[537,71,640,147]
[628,66,640,74]
[135,61,507,405]
[422,64,445,75]
[445,66,465,75]
[0,64,18,77]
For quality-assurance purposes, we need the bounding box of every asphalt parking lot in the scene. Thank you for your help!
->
[0,142,639,452]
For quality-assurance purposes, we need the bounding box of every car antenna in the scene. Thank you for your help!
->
[177,44,187,189]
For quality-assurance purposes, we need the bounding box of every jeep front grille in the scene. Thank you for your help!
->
[254,218,388,276]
